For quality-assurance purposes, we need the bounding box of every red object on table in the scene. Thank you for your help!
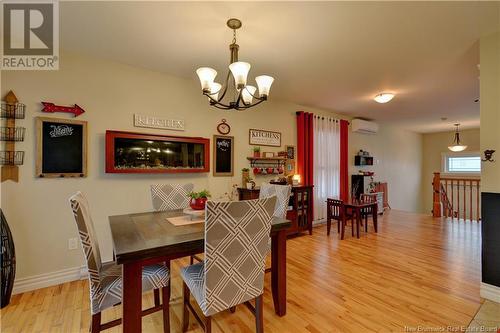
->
[41,102,85,117]
[189,198,207,210]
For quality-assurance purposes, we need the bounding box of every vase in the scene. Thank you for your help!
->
[253,151,260,158]
[190,198,207,210]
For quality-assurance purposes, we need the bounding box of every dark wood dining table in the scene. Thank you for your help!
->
[109,210,291,333]
[344,198,378,238]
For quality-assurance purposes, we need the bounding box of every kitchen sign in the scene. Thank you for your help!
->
[134,114,185,131]
[249,129,281,147]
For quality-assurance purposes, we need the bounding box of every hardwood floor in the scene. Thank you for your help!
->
[0,210,482,333]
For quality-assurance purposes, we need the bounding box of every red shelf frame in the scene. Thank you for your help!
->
[105,130,210,174]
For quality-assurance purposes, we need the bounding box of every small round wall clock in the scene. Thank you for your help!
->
[217,119,231,135]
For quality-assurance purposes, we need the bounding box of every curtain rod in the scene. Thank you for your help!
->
[296,111,350,124]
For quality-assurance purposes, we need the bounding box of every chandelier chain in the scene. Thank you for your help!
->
[232,29,237,44]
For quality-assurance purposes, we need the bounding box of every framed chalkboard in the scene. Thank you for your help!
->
[213,135,234,177]
[36,117,88,178]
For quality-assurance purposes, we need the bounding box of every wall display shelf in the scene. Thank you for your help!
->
[0,151,24,166]
[0,127,25,142]
[247,156,286,167]
[1,91,25,182]
[106,130,210,174]
[247,156,286,175]
[0,101,25,119]
[354,155,373,166]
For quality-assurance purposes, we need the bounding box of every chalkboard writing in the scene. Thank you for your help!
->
[213,135,234,176]
[36,117,87,177]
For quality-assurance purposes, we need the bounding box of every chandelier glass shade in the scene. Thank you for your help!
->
[196,18,274,110]
[448,123,467,152]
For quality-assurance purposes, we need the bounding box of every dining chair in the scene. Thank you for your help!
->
[150,183,194,211]
[259,183,292,218]
[360,194,377,232]
[327,198,356,239]
[180,196,277,333]
[69,192,171,333]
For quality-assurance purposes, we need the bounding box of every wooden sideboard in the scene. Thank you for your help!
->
[237,185,313,236]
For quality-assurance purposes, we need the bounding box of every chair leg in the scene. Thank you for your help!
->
[341,218,345,240]
[161,284,170,333]
[182,282,190,333]
[154,289,160,307]
[327,217,331,235]
[255,295,264,333]
[337,218,340,233]
[90,313,101,333]
[351,218,354,237]
[205,316,212,333]
[365,214,368,232]
[190,255,194,265]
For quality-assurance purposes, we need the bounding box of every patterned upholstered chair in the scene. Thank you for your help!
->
[69,192,171,333]
[259,184,292,218]
[180,197,277,333]
[150,183,194,211]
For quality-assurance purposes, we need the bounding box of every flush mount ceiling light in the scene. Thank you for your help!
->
[374,93,395,104]
[195,18,274,110]
[448,123,468,152]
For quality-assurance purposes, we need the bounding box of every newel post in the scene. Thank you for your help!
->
[432,172,442,217]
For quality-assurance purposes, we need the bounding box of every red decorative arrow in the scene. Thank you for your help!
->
[41,102,85,117]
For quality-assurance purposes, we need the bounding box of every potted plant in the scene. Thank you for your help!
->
[253,146,261,158]
[188,190,211,210]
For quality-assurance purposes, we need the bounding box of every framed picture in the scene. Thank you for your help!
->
[36,117,88,178]
[249,128,281,147]
[285,145,296,176]
[213,135,234,177]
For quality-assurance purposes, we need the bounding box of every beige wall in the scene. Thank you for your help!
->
[2,52,423,280]
[350,126,423,213]
[480,31,500,193]
[421,129,480,214]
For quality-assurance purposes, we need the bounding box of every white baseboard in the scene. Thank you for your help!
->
[480,282,500,303]
[12,265,88,295]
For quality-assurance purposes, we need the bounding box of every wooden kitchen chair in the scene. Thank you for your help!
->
[69,192,171,333]
[150,183,194,211]
[259,183,292,218]
[360,194,377,232]
[180,197,277,333]
[327,198,356,239]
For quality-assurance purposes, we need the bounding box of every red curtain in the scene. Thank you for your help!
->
[296,111,314,186]
[339,119,349,201]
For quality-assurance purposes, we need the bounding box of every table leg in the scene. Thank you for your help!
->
[271,229,287,316]
[373,203,378,232]
[356,208,360,239]
[123,261,142,333]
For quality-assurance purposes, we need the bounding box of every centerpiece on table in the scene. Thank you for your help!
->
[188,190,211,210]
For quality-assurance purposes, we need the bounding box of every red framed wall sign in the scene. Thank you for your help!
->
[105,130,210,174]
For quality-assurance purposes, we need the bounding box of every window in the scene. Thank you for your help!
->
[442,152,481,174]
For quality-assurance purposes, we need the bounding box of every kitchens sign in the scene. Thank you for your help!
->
[134,114,185,131]
[249,128,281,147]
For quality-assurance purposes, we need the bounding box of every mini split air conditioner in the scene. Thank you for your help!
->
[352,119,379,134]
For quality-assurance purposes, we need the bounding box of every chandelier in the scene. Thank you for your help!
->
[448,123,467,152]
[195,18,274,110]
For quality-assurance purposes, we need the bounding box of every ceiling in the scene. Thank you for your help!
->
[60,1,500,133]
